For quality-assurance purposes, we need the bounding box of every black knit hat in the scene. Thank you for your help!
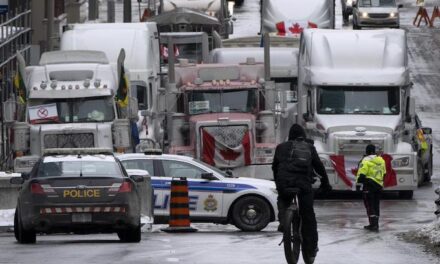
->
[365,144,376,155]
[288,124,306,140]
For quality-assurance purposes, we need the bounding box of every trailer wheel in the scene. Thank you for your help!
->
[398,190,413,199]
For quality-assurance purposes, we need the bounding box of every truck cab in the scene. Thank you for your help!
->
[297,29,432,198]
[11,51,135,173]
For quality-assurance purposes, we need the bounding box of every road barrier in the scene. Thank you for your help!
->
[161,177,197,233]
[431,6,440,26]
[413,6,432,27]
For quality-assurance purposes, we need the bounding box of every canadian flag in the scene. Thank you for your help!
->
[201,129,251,168]
[330,154,398,189]
[275,20,318,36]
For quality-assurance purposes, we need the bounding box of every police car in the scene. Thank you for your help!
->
[10,153,143,243]
[118,153,278,231]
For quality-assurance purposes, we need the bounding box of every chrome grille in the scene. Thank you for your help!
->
[336,138,384,156]
[368,13,391,19]
[44,133,94,149]
[202,126,248,148]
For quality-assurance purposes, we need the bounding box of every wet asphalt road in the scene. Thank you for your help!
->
[1,0,440,263]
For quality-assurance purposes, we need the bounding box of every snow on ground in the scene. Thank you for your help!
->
[0,209,14,227]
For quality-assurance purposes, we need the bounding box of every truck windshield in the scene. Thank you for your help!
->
[317,86,400,115]
[359,0,396,7]
[187,89,258,115]
[28,96,115,124]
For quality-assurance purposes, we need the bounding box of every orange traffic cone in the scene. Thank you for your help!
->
[431,6,440,26]
[161,177,197,233]
[413,6,432,27]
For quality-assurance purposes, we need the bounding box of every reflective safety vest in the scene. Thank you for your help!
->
[416,129,428,152]
[356,155,386,187]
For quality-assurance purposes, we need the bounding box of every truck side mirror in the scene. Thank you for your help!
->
[158,87,166,113]
[421,127,432,135]
[406,98,416,123]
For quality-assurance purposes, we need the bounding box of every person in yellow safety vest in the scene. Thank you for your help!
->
[356,144,386,232]
[416,128,428,154]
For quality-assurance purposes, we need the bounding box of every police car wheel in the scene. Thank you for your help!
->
[232,196,271,232]
[118,223,141,243]
[15,207,36,244]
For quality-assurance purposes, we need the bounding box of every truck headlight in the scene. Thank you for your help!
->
[391,157,410,168]
[389,12,396,18]
[362,12,368,18]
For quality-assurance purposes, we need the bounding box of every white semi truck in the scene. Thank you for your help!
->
[297,29,433,198]
[60,23,162,150]
[8,50,138,173]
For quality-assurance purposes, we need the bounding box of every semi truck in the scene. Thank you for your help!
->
[60,23,162,150]
[6,50,138,173]
[149,0,233,39]
[297,29,433,198]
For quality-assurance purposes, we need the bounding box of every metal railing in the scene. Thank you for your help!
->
[0,1,32,170]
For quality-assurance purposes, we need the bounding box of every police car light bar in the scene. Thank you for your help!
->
[43,148,114,156]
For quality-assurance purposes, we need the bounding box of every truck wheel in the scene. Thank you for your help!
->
[424,148,433,182]
[232,196,271,232]
[398,190,413,199]
[234,0,244,7]
[15,208,36,244]
[343,11,349,24]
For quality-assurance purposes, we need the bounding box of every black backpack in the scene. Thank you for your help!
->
[285,139,312,174]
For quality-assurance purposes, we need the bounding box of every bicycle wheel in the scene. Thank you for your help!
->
[283,208,301,264]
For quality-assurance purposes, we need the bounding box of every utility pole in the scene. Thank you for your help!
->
[46,0,54,51]
[123,0,132,22]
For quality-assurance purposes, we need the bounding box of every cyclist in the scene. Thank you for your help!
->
[356,144,385,231]
[272,124,332,263]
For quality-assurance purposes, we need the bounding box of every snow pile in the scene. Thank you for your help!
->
[0,209,14,227]
[411,218,440,245]
[140,215,153,232]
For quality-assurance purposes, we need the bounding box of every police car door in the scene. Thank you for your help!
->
[161,159,224,218]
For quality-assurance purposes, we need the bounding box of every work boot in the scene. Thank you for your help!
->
[363,217,373,230]
[365,216,379,232]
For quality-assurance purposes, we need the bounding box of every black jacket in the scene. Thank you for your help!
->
[272,138,329,193]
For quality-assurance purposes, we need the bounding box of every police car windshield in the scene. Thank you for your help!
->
[28,96,115,124]
[317,86,400,115]
[194,159,229,178]
[37,161,123,178]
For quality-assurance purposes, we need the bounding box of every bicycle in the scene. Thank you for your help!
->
[280,187,315,264]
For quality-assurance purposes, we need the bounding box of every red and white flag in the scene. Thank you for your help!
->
[275,20,318,36]
[201,129,251,168]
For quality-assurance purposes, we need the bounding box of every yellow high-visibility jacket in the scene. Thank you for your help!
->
[356,155,386,187]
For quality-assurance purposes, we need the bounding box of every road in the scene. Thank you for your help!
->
[1,0,439,263]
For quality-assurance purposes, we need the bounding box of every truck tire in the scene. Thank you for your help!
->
[235,0,244,7]
[231,196,271,232]
[15,208,36,244]
[398,190,413,199]
[424,148,433,182]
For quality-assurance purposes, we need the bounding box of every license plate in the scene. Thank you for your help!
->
[72,213,92,223]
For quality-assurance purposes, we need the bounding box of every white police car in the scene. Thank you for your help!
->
[117,153,278,231]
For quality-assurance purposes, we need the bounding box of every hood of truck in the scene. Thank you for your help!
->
[357,7,398,14]
[162,0,221,12]
[315,114,400,132]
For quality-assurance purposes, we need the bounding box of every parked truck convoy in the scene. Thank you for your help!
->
[297,29,433,198]
[60,23,162,150]
[8,50,138,173]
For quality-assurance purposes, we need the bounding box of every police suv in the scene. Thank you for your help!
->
[11,153,143,243]
[118,153,278,231]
